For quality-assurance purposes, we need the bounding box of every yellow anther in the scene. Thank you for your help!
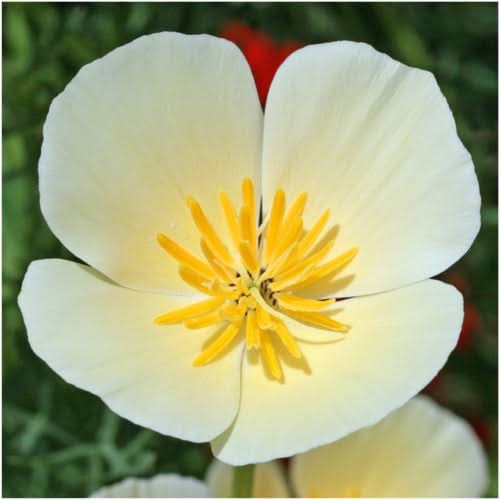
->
[283,247,359,291]
[240,295,257,310]
[276,294,336,312]
[268,243,300,278]
[157,233,214,280]
[263,189,286,264]
[272,239,335,289]
[237,278,250,295]
[270,216,303,262]
[283,192,308,228]
[154,296,225,325]
[239,205,257,259]
[209,280,239,299]
[178,266,213,295]
[245,309,260,350]
[287,310,349,333]
[219,191,241,250]
[200,239,236,284]
[268,192,306,263]
[220,302,247,322]
[239,241,259,275]
[184,311,222,329]
[242,178,256,231]
[272,318,302,359]
[260,330,283,381]
[260,243,299,281]
[256,303,273,330]
[192,321,242,366]
[311,246,359,280]
[296,209,330,258]
[188,196,234,266]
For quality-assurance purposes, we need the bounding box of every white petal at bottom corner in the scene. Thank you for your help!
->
[211,279,463,465]
[205,459,289,497]
[18,259,242,443]
[290,395,489,498]
[91,473,210,497]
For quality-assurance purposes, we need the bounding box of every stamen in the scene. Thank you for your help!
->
[188,197,234,266]
[220,302,247,322]
[263,189,285,264]
[282,192,308,229]
[296,209,330,258]
[184,311,222,329]
[287,310,349,332]
[242,178,256,232]
[156,179,358,380]
[271,216,303,263]
[260,242,299,281]
[210,281,240,299]
[192,321,242,366]
[260,330,283,381]
[308,246,359,281]
[276,294,336,312]
[245,309,260,350]
[282,247,358,291]
[272,318,302,359]
[178,266,213,295]
[239,205,257,259]
[154,296,225,325]
[240,295,257,308]
[200,239,236,283]
[157,233,214,280]
[256,303,274,330]
[219,191,241,250]
[239,241,259,275]
[272,239,335,287]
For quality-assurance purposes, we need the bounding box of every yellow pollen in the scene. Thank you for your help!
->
[155,179,357,381]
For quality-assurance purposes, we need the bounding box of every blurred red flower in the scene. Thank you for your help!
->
[445,273,482,352]
[469,417,492,450]
[458,303,482,351]
[220,21,303,106]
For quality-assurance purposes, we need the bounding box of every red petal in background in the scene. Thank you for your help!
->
[469,417,492,450]
[458,303,482,352]
[220,21,303,106]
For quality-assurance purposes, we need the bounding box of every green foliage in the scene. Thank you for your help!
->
[3,3,497,497]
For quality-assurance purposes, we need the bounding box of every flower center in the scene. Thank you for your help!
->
[154,178,358,381]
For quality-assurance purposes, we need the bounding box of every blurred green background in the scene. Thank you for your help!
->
[3,2,498,497]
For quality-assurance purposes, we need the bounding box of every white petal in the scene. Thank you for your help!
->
[206,459,289,497]
[40,32,262,294]
[19,259,242,442]
[262,41,480,296]
[91,473,210,497]
[290,395,488,498]
[211,280,462,464]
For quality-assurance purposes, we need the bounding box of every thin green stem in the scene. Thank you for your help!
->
[232,463,256,497]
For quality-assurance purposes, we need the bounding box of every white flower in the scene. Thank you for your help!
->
[90,462,287,498]
[290,396,489,498]
[19,33,480,465]
[90,473,210,498]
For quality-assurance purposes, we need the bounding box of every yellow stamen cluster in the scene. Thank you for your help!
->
[155,178,358,381]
